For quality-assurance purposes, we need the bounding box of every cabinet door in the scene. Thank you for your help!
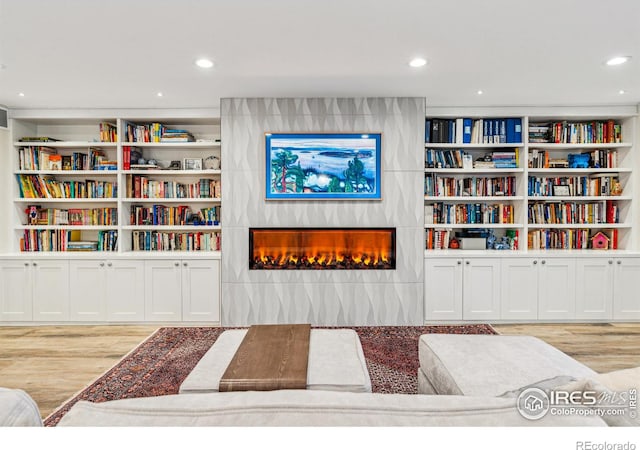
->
[462,258,501,320]
[0,260,33,321]
[69,260,106,321]
[613,257,640,319]
[181,260,220,322]
[575,258,613,320]
[424,258,463,321]
[538,258,576,320]
[107,260,145,322]
[501,258,538,320]
[144,260,181,321]
[32,260,70,321]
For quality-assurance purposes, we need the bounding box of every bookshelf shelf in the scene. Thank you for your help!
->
[424,168,524,174]
[9,116,222,254]
[425,196,524,202]
[425,223,524,229]
[424,143,523,149]
[527,223,630,229]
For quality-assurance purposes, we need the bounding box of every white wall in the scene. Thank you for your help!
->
[0,126,11,253]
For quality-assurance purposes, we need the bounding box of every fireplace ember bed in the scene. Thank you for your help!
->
[249,228,396,270]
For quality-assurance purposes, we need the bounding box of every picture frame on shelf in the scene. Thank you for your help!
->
[265,132,382,200]
[552,185,570,196]
[183,158,203,170]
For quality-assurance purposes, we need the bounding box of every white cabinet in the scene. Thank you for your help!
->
[462,258,501,320]
[69,260,144,322]
[613,257,640,320]
[144,259,221,322]
[145,260,182,321]
[501,258,538,320]
[181,260,220,322]
[1,260,70,322]
[0,260,33,321]
[538,258,576,320]
[424,258,463,320]
[32,260,70,321]
[575,258,613,320]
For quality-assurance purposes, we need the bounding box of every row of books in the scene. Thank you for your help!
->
[17,147,111,171]
[26,207,118,226]
[425,118,523,144]
[425,228,453,250]
[19,229,116,252]
[527,175,621,197]
[131,204,201,226]
[425,149,519,169]
[528,121,622,144]
[528,201,619,225]
[124,122,164,143]
[17,175,117,199]
[161,129,195,142]
[425,203,515,225]
[131,231,221,251]
[527,229,618,250]
[528,149,619,169]
[424,175,516,197]
[99,122,117,143]
[125,176,221,199]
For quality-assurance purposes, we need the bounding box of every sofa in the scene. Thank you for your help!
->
[1,333,637,427]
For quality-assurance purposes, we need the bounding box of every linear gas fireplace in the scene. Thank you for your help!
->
[249,227,396,270]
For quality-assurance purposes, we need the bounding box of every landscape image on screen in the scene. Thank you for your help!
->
[267,134,379,198]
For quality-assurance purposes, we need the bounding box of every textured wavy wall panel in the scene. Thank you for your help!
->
[221,98,425,326]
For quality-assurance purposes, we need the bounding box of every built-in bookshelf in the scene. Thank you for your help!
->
[424,116,525,251]
[10,117,221,255]
[424,114,636,253]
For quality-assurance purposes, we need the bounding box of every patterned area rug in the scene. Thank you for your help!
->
[44,324,496,426]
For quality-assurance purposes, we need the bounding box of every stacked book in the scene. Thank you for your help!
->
[161,129,195,142]
[491,151,518,168]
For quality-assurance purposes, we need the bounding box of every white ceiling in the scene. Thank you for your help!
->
[1,0,639,111]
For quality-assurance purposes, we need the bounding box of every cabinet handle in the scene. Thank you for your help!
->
[465,261,470,265]
[617,260,622,265]
[174,262,179,267]
[32,262,37,266]
[24,262,29,266]
[100,262,105,267]
[608,260,613,265]
[107,262,112,267]
[457,260,461,265]
[533,260,538,265]
[183,262,188,267]
[541,260,546,265]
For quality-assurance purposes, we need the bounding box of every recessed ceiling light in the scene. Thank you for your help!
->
[18,92,25,97]
[606,56,631,66]
[619,89,626,94]
[477,90,484,95]
[195,58,214,69]
[409,57,427,68]
[0,64,6,70]
[157,92,163,97]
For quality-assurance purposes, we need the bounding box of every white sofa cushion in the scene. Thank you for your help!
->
[56,389,606,427]
[0,388,43,426]
[418,335,597,397]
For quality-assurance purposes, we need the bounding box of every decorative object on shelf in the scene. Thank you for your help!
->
[168,160,182,170]
[568,153,590,168]
[611,181,623,196]
[265,133,382,200]
[449,237,460,249]
[137,157,147,165]
[590,231,610,250]
[204,155,221,170]
[552,185,571,196]
[183,158,203,170]
[27,205,39,225]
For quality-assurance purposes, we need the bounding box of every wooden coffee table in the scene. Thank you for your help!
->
[219,324,311,392]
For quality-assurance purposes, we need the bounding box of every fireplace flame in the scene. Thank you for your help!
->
[250,228,395,270]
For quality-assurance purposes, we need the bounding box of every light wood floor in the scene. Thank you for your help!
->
[0,323,639,420]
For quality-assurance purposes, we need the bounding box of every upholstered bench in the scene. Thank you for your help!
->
[417,334,598,396]
[179,328,371,394]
